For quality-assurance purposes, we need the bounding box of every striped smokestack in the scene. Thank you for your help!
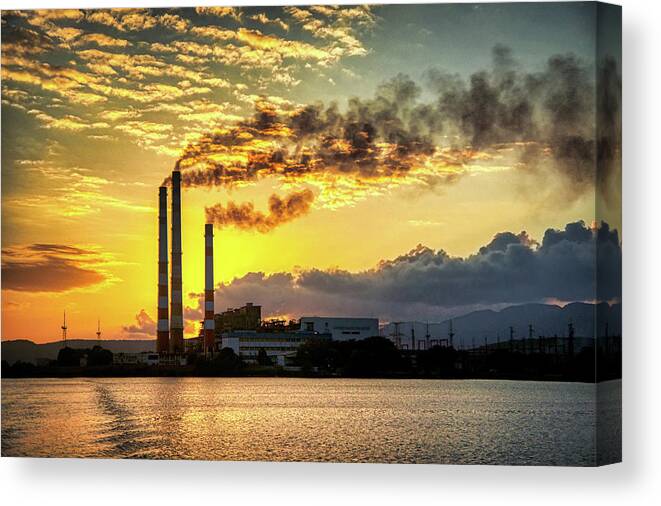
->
[170,170,184,353]
[204,223,215,355]
[157,187,169,353]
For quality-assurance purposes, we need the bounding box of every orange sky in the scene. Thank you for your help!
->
[1,5,620,343]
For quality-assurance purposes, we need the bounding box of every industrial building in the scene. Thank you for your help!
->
[214,303,262,334]
[299,317,379,341]
[222,329,329,366]
[204,304,376,365]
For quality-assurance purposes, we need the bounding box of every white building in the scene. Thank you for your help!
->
[221,330,324,366]
[299,317,379,341]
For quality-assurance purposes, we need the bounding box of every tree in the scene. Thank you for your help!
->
[87,346,113,366]
[418,345,458,377]
[344,337,407,376]
[194,347,242,375]
[296,337,337,371]
[256,348,272,366]
[215,347,241,371]
[296,336,408,376]
[57,347,82,367]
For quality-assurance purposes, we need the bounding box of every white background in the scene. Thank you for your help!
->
[0,0,659,504]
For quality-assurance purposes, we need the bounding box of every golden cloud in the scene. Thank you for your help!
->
[74,32,132,48]
[1,243,110,293]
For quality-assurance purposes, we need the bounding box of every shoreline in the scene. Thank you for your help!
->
[1,367,617,384]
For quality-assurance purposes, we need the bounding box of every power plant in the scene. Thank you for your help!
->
[150,171,602,370]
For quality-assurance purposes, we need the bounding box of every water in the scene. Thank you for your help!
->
[1,378,620,465]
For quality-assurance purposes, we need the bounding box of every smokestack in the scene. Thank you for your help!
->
[157,187,169,353]
[204,223,215,355]
[170,171,184,353]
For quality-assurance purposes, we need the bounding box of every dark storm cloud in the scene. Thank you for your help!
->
[1,243,108,292]
[209,221,621,320]
[479,231,538,254]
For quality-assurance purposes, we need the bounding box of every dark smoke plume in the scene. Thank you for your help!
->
[168,46,620,228]
[205,189,315,233]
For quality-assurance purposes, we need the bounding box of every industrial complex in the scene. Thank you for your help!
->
[155,170,381,367]
[22,170,611,374]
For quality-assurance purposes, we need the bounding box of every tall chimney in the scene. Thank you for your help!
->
[204,223,215,355]
[157,186,169,353]
[170,170,184,353]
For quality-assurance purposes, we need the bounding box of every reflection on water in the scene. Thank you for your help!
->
[1,378,620,465]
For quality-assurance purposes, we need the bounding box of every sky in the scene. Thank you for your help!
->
[1,4,621,343]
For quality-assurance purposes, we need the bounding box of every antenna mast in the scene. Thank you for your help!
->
[448,319,455,348]
[509,325,514,353]
[61,311,68,347]
[392,322,403,349]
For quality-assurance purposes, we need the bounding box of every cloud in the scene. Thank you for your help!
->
[74,32,132,48]
[3,161,152,218]
[0,19,54,55]
[122,306,202,339]
[1,243,109,292]
[285,5,375,58]
[251,13,289,31]
[30,110,109,131]
[122,309,156,338]
[205,189,315,232]
[86,9,189,33]
[1,5,376,128]
[207,221,621,321]
[195,6,242,21]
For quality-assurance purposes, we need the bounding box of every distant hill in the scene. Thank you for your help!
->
[381,302,621,348]
[1,339,155,366]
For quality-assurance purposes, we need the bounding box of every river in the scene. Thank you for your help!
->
[1,377,621,465]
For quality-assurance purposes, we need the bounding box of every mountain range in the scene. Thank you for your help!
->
[381,302,620,347]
